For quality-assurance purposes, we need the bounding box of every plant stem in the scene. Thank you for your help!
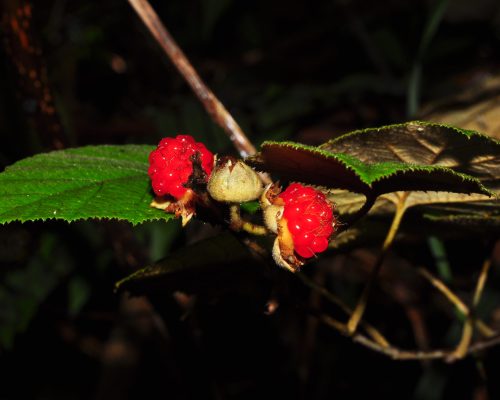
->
[318,312,500,361]
[229,204,268,235]
[127,0,257,159]
[297,271,389,348]
[418,268,466,312]
[240,233,391,347]
[417,267,495,338]
[450,257,493,360]
[473,258,492,308]
[240,218,500,362]
[347,191,409,334]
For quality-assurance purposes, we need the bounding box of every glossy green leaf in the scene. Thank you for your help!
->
[0,145,174,225]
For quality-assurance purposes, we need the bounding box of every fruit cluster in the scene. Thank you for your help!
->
[148,135,336,270]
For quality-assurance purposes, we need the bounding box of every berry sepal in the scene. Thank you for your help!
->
[272,216,304,272]
[150,189,197,226]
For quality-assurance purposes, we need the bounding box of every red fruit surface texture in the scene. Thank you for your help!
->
[279,183,335,258]
[148,135,214,199]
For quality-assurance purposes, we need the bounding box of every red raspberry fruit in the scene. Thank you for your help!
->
[148,135,214,199]
[278,183,335,258]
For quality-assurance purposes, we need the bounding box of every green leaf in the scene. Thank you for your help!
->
[321,121,499,189]
[322,122,499,225]
[240,200,261,214]
[115,233,257,295]
[0,145,174,225]
[249,141,489,196]
[248,121,495,198]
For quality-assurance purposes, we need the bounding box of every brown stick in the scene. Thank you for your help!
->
[127,0,257,158]
[417,267,495,338]
[318,313,500,361]
[450,257,493,360]
[297,271,390,348]
[347,191,409,334]
[234,223,500,362]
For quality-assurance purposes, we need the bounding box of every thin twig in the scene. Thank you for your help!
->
[318,312,500,361]
[418,268,467,313]
[417,267,495,338]
[245,239,389,348]
[347,191,409,334]
[229,204,268,235]
[450,257,493,360]
[450,319,474,361]
[127,0,257,159]
[297,272,390,348]
[473,258,492,308]
[241,220,499,362]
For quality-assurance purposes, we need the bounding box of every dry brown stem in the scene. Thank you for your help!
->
[128,0,257,158]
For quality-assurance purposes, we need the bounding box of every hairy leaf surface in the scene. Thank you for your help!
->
[0,145,172,224]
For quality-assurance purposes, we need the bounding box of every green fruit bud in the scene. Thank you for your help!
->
[207,157,263,203]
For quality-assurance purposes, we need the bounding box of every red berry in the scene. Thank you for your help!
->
[148,135,214,199]
[278,183,335,259]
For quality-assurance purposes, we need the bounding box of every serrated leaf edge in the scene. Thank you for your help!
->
[258,141,492,196]
[321,120,500,147]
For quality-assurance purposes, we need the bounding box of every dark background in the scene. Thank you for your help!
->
[1,0,500,399]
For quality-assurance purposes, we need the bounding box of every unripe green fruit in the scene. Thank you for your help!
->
[207,157,263,203]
